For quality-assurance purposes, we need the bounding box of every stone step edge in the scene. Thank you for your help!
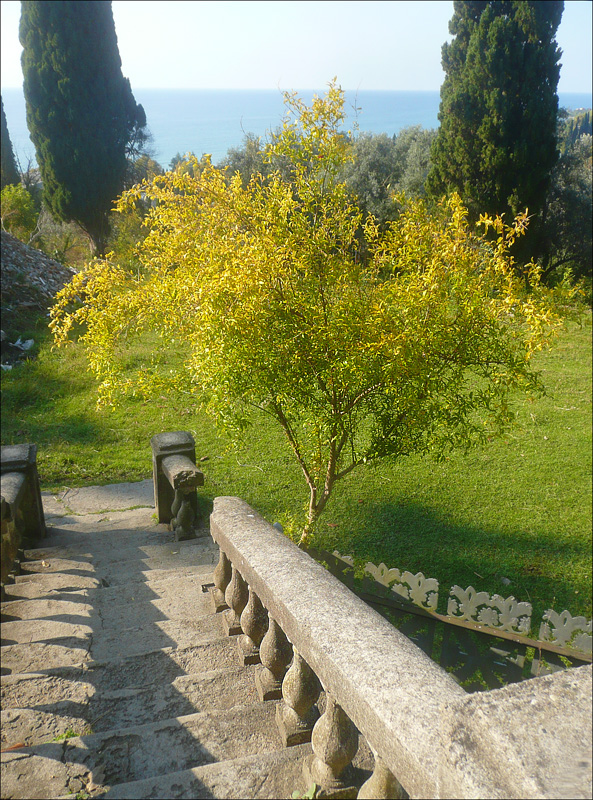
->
[0,578,218,618]
[18,546,217,574]
[1,634,241,685]
[8,562,216,589]
[94,743,312,800]
[4,699,283,761]
[1,662,257,709]
[22,535,217,561]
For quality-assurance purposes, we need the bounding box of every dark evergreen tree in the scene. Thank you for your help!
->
[19,0,147,254]
[426,1,563,263]
[1,96,21,189]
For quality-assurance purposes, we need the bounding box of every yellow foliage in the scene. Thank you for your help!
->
[50,80,576,540]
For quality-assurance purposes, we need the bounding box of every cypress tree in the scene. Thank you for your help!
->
[1,96,21,189]
[426,0,563,260]
[19,0,146,254]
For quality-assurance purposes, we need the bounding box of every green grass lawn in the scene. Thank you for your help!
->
[1,310,591,629]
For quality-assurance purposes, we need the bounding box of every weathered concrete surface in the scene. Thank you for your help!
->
[3,576,98,600]
[24,530,213,566]
[1,706,91,747]
[1,671,93,711]
[103,744,312,799]
[87,667,261,731]
[42,479,155,516]
[94,570,213,613]
[439,663,593,800]
[1,743,90,799]
[89,614,223,661]
[51,702,284,787]
[1,667,260,746]
[17,558,97,577]
[1,640,92,674]
[1,597,94,622]
[84,639,242,692]
[15,545,216,587]
[2,618,93,645]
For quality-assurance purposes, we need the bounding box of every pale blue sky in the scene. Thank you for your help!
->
[1,0,591,92]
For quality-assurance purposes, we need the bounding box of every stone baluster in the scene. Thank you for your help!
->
[358,753,407,799]
[170,487,195,540]
[223,564,248,636]
[255,616,293,701]
[303,692,358,799]
[238,586,268,665]
[276,648,321,746]
[209,549,232,612]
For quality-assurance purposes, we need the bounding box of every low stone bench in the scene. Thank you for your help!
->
[151,432,205,541]
[1,443,46,586]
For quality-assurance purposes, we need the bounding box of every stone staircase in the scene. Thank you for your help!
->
[0,481,315,799]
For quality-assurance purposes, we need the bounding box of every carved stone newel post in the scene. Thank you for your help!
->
[255,617,293,701]
[303,692,358,798]
[238,587,268,665]
[276,648,321,746]
[223,565,248,635]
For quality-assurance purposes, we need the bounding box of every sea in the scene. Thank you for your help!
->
[2,87,592,171]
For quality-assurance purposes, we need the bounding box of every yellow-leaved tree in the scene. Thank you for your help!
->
[50,81,571,544]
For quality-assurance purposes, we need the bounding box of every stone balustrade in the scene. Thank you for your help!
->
[210,496,593,800]
[1,443,46,588]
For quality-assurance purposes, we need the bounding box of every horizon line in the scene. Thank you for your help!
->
[2,85,592,95]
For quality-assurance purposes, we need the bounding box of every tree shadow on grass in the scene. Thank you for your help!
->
[1,364,104,446]
[313,499,590,625]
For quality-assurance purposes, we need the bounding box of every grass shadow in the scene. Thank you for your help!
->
[313,498,589,627]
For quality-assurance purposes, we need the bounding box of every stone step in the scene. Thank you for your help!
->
[16,546,217,586]
[1,701,286,797]
[93,571,215,617]
[24,531,217,568]
[40,514,212,548]
[1,671,93,713]
[1,618,93,647]
[90,610,225,662]
[2,571,215,622]
[1,706,92,750]
[2,638,242,701]
[1,610,225,667]
[1,665,259,746]
[3,576,99,601]
[1,667,257,747]
[1,640,92,675]
[0,741,88,800]
[88,665,259,730]
[102,743,312,800]
[4,563,214,602]
[1,598,94,623]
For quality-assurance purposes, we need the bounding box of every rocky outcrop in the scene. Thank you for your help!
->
[1,230,77,312]
[0,231,77,366]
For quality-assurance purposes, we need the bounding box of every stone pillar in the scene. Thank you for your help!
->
[276,648,321,746]
[223,564,249,636]
[358,754,406,799]
[1,443,46,541]
[238,586,268,665]
[303,692,358,798]
[210,549,231,612]
[255,617,293,701]
[150,431,198,524]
